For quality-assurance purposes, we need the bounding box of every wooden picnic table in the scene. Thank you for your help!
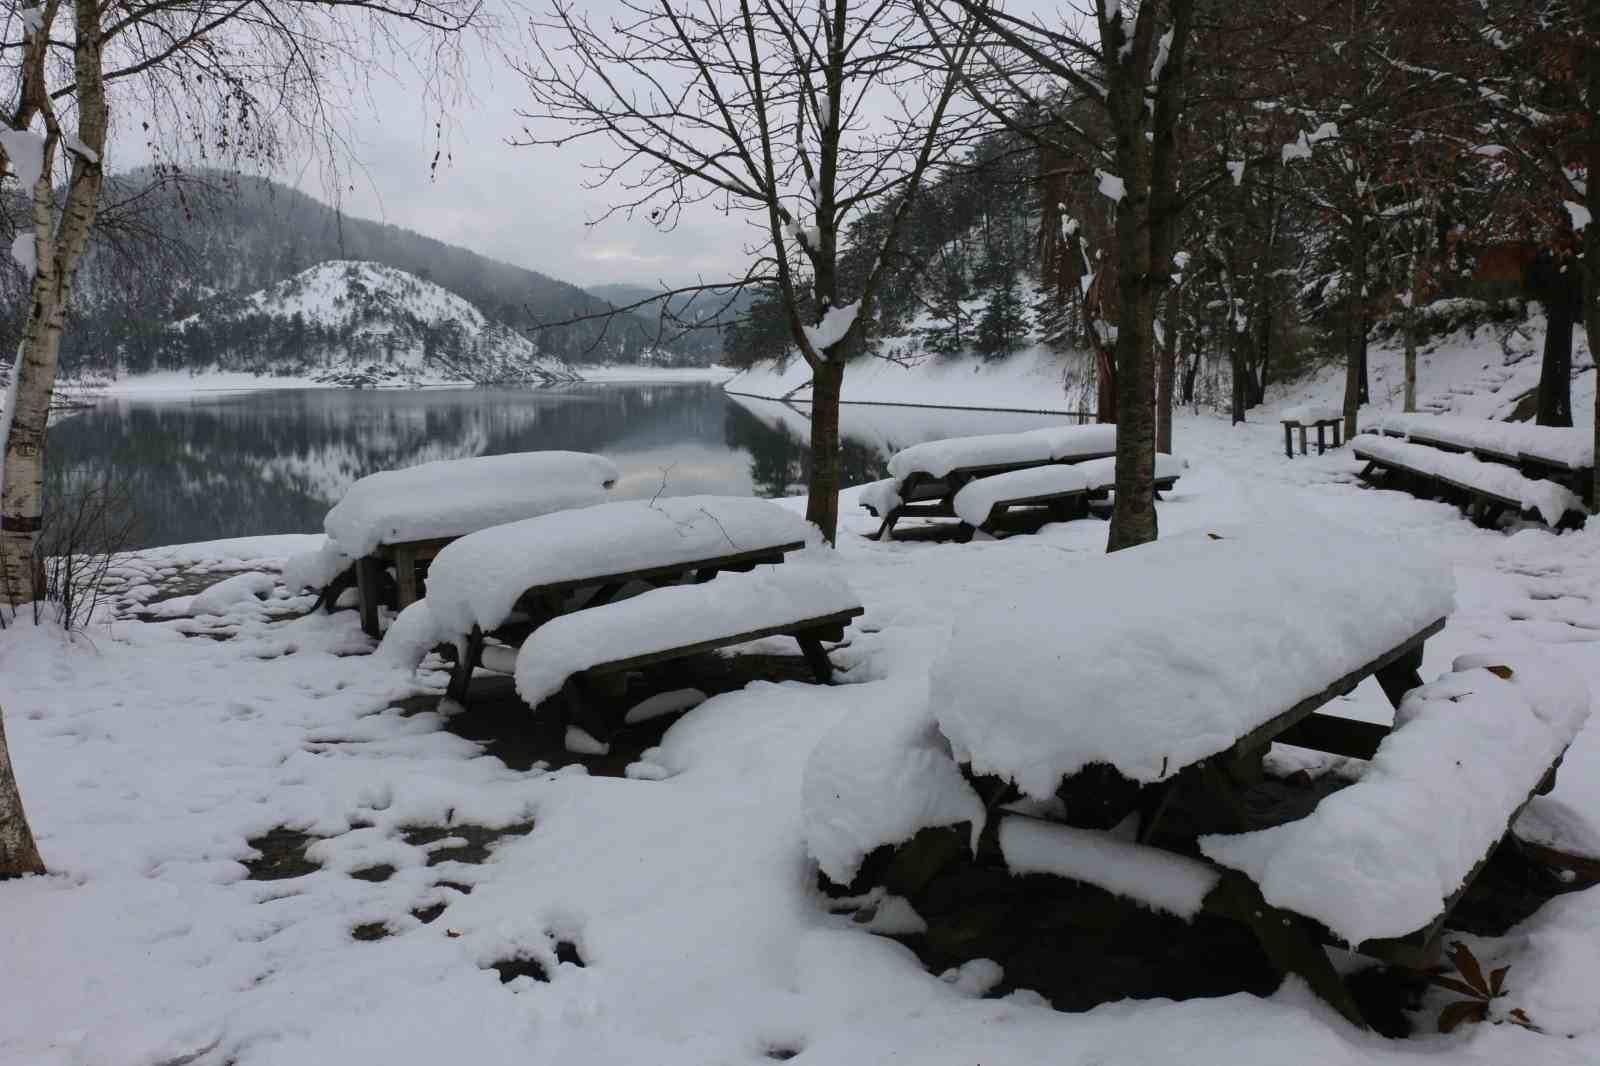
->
[1281,415,1343,458]
[442,539,809,708]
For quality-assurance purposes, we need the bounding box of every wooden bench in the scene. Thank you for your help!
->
[1371,411,1595,507]
[442,540,806,709]
[949,466,1090,541]
[1282,417,1343,457]
[1354,434,1585,528]
[863,425,1116,541]
[468,564,865,744]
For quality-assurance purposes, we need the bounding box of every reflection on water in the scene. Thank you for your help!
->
[47,382,1080,549]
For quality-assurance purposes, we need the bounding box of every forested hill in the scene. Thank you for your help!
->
[2,171,710,376]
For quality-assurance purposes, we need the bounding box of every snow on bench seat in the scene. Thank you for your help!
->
[1368,412,1594,470]
[886,424,1116,480]
[931,523,1454,800]
[327,451,618,560]
[1354,436,1582,525]
[1000,815,1220,920]
[1280,404,1340,424]
[421,495,817,638]
[1200,653,1589,946]
[951,466,1090,527]
[1072,453,1185,492]
[512,563,860,706]
[856,478,902,517]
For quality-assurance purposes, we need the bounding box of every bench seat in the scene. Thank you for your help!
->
[950,465,1091,536]
[501,564,863,738]
[1202,653,1586,952]
[1354,435,1583,527]
[1072,453,1184,495]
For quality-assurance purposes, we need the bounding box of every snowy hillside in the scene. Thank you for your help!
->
[166,261,580,387]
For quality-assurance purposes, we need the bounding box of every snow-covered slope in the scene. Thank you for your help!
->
[169,260,579,388]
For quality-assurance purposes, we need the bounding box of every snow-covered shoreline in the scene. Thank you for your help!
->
[722,346,1087,414]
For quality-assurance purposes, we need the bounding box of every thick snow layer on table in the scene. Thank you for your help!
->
[886,424,1117,481]
[999,816,1219,920]
[513,564,860,706]
[1355,435,1583,525]
[1201,653,1589,946]
[1280,404,1341,424]
[951,466,1089,526]
[857,478,903,516]
[281,541,354,592]
[322,451,619,559]
[1071,453,1185,491]
[1369,411,1595,469]
[932,523,1455,798]
[419,495,818,641]
[802,695,985,885]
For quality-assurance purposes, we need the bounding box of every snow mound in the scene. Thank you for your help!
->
[281,541,354,593]
[421,495,818,640]
[513,564,861,707]
[932,522,1455,798]
[190,572,275,615]
[887,424,1117,481]
[1201,653,1589,946]
[802,692,985,885]
[324,450,619,559]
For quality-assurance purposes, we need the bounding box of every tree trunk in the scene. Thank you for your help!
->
[804,359,843,543]
[1109,282,1158,551]
[1403,322,1418,412]
[1537,297,1574,427]
[1588,0,1600,510]
[1229,327,1249,425]
[0,704,45,878]
[1157,288,1180,454]
[1,0,108,608]
[1095,343,1117,423]
[1342,221,1367,438]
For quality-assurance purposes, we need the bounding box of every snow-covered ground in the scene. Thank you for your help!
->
[6,326,1600,1064]
[724,345,1083,413]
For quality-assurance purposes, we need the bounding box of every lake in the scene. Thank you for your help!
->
[45,382,1075,549]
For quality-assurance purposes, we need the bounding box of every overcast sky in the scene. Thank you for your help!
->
[282,11,770,295]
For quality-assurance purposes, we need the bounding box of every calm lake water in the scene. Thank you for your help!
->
[46,382,1075,549]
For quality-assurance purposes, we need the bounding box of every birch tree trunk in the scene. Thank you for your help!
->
[0,0,108,609]
[0,705,45,878]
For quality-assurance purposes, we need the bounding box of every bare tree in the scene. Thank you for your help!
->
[517,0,979,543]
[930,0,1195,550]
[0,0,485,873]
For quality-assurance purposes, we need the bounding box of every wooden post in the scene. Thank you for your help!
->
[1298,424,1308,456]
[797,635,835,684]
[355,557,383,638]
[1283,422,1294,459]
[1316,423,1327,455]
[394,546,420,609]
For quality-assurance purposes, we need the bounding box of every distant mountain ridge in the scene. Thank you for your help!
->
[1,170,717,377]
[168,260,579,386]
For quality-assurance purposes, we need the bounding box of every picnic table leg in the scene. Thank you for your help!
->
[562,673,623,746]
[876,508,903,542]
[1284,423,1293,460]
[1333,421,1343,447]
[1206,876,1368,1030]
[1374,644,1425,709]
[1298,424,1308,456]
[1316,423,1327,455]
[355,557,383,638]
[444,626,485,710]
[317,567,356,614]
[394,545,420,609]
[797,635,836,684]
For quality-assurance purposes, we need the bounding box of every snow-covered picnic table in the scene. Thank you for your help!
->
[1279,404,1343,458]
[381,496,859,724]
[1366,412,1595,515]
[284,450,619,635]
[860,423,1132,540]
[803,521,1587,1028]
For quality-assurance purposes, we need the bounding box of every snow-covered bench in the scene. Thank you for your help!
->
[1071,453,1184,498]
[505,565,863,743]
[283,451,619,636]
[378,495,820,710]
[949,466,1091,540]
[1368,411,1595,502]
[860,424,1117,540]
[1279,404,1343,458]
[1353,434,1584,528]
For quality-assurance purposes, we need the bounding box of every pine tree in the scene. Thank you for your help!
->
[975,273,1028,358]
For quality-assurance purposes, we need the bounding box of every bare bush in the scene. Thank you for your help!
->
[0,479,139,632]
